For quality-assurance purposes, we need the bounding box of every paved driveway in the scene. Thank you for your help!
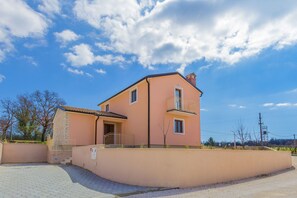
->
[0,164,158,198]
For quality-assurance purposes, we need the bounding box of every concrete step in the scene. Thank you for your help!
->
[60,157,72,165]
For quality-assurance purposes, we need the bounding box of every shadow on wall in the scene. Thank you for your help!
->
[60,165,160,196]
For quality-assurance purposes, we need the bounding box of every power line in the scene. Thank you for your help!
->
[269,132,292,138]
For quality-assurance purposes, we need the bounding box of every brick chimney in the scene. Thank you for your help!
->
[186,73,196,86]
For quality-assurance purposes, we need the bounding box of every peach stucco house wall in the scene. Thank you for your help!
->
[50,72,202,162]
[98,72,202,147]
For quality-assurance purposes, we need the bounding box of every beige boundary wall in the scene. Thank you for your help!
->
[0,141,3,164]
[1,143,47,164]
[73,145,292,188]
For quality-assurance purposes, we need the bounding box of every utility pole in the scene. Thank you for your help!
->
[259,113,263,146]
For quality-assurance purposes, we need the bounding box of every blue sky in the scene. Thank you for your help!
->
[0,0,297,142]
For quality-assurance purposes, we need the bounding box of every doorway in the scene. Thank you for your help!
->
[104,123,116,144]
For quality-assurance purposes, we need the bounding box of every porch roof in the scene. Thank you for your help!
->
[59,105,127,119]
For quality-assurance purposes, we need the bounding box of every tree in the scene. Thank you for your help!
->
[32,90,65,142]
[0,99,15,140]
[233,120,250,148]
[253,129,260,145]
[206,137,215,147]
[159,117,171,147]
[14,95,39,140]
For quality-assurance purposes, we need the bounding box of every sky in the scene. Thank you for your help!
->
[0,0,297,142]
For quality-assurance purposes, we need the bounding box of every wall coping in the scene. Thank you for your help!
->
[74,145,290,153]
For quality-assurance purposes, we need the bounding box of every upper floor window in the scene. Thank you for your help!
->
[175,88,182,110]
[174,118,185,134]
[105,104,109,112]
[130,88,137,104]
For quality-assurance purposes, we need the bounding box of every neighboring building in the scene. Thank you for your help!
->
[48,72,202,163]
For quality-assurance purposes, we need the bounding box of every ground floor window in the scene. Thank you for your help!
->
[174,118,185,134]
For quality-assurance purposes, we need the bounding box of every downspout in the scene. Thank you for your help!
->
[146,78,151,148]
[95,115,100,145]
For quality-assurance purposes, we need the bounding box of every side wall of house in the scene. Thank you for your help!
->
[52,108,68,145]
[100,81,148,146]
[49,109,96,163]
[150,75,201,146]
[68,112,96,146]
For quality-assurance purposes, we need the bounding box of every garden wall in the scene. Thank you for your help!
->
[1,143,47,164]
[73,146,292,188]
[0,142,3,164]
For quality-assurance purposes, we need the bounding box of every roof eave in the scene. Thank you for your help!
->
[98,72,203,106]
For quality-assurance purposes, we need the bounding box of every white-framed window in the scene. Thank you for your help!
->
[130,88,138,104]
[105,104,109,112]
[173,118,185,134]
[174,87,183,110]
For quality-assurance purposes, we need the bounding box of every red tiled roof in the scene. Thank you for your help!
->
[59,106,127,119]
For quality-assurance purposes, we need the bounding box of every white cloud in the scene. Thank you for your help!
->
[263,102,297,108]
[74,0,140,29]
[96,54,126,65]
[73,0,297,71]
[67,68,84,75]
[200,108,208,112]
[263,103,274,107]
[38,0,61,17]
[85,72,93,78]
[0,74,5,83]
[286,88,297,94]
[276,103,291,107]
[64,44,96,67]
[54,30,80,46]
[23,56,38,66]
[67,67,94,78]
[67,67,85,75]
[95,42,114,51]
[0,0,48,62]
[64,43,126,67]
[229,104,246,109]
[176,63,187,75]
[199,64,212,71]
[95,69,106,74]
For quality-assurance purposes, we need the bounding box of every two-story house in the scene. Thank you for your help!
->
[49,72,202,163]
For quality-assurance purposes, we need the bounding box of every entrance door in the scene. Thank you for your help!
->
[104,123,115,144]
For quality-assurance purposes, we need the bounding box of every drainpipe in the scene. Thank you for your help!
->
[146,78,151,148]
[95,115,100,145]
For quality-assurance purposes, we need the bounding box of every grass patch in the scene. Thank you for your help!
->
[8,140,46,144]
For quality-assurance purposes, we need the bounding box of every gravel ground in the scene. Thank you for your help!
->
[128,156,297,198]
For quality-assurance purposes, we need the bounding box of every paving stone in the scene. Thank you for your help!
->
[0,164,157,198]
